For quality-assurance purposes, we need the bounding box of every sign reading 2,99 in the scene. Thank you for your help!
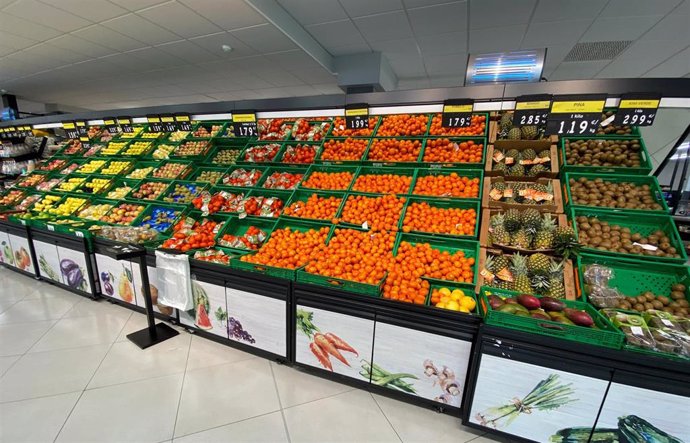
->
[614,93,661,127]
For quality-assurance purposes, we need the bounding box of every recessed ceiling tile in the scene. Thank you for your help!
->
[38,0,128,22]
[644,47,690,77]
[597,39,688,77]
[189,32,258,59]
[0,31,38,51]
[549,60,610,80]
[469,0,536,30]
[469,25,527,53]
[108,0,168,11]
[290,66,337,83]
[156,40,221,64]
[417,32,468,56]
[642,12,689,41]
[0,13,61,40]
[256,69,304,87]
[429,75,463,87]
[48,34,116,58]
[137,2,223,38]
[522,19,591,47]
[127,47,185,68]
[27,43,91,65]
[0,44,15,57]
[277,0,348,25]
[387,54,427,77]
[73,24,147,51]
[231,75,274,90]
[312,82,342,94]
[397,78,431,90]
[531,0,606,22]
[102,13,180,45]
[423,53,467,75]
[327,42,372,56]
[179,0,266,30]
[408,2,468,36]
[580,15,664,42]
[353,11,413,42]
[306,20,367,48]
[231,24,298,53]
[369,38,418,58]
[541,44,574,70]
[599,0,681,17]
[265,49,323,71]
[207,91,242,101]
[4,0,91,32]
[404,0,463,8]
[340,0,403,17]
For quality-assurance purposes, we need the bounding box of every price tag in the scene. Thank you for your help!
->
[441,99,473,128]
[160,114,176,132]
[147,115,162,132]
[546,94,606,136]
[0,128,5,139]
[614,93,661,127]
[232,111,257,137]
[345,104,369,129]
[117,116,133,133]
[75,120,88,137]
[62,121,80,139]
[513,94,551,127]
[47,225,55,232]
[103,117,119,134]
[174,113,192,131]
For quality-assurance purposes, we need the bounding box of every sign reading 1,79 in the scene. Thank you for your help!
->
[546,94,606,136]
[232,112,257,137]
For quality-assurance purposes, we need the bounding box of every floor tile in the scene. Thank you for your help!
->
[0,344,109,402]
[0,355,20,377]
[28,313,129,353]
[23,282,78,301]
[283,390,400,443]
[88,332,190,389]
[57,374,183,443]
[0,320,55,356]
[271,361,353,408]
[174,411,288,443]
[62,297,133,319]
[115,311,186,342]
[174,358,281,437]
[373,394,485,443]
[0,392,80,442]
[184,334,256,371]
[0,296,77,325]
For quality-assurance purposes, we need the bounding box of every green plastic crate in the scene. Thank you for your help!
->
[479,286,624,349]
[593,109,642,137]
[119,139,156,157]
[131,203,186,235]
[74,158,107,175]
[220,165,268,188]
[362,137,425,166]
[73,198,119,222]
[275,140,324,166]
[374,113,432,138]
[325,115,380,138]
[126,179,174,202]
[103,177,142,200]
[170,139,214,159]
[420,137,488,169]
[146,141,180,161]
[427,112,490,138]
[158,180,207,205]
[150,159,194,180]
[236,141,285,166]
[215,215,277,253]
[560,137,653,175]
[570,207,687,264]
[243,188,293,218]
[73,174,115,197]
[185,121,227,141]
[203,145,244,166]
[256,166,307,190]
[411,168,484,201]
[283,189,346,222]
[350,166,415,195]
[100,201,149,226]
[299,164,359,191]
[337,191,407,232]
[188,165,230,185]
[400,197,480,239]
[126,161,158,180]
[563,172,669,213]
[98,158,136,176]
[426,281,480,316]
[315,138,371,165]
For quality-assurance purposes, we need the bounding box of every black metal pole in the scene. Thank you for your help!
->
[138,254,157,338]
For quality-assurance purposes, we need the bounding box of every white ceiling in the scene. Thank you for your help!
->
[0,0,689,111]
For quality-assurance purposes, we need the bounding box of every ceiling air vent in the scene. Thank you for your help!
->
[564,41,633,62]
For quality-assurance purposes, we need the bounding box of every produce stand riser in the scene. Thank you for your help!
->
[0,220,38,279]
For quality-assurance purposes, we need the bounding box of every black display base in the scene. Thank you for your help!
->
[127,322,179,349]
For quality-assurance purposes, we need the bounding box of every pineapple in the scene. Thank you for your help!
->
[520,208,542,234]
[527,252,551,276]
[527,163,548,177]
[505,149,520,160]
[521,126,538,140]
[500,112,513,131]
[533,182,550,194]
[537,149,550,159]
[510,253,532,293]
[546,260,566,299]
[510,230,532,249]
[491,181,506,194]
[495,279,514,291]
[533,215,556,249]
[491,225,511,246]
[509,163,525,176]
[507,127,522,140]
[492,254,511,274]
[493,161,509,174]
[531,273,550,295]
[522,148,537,161]
[503,208,521,233]
[553,225,579,258]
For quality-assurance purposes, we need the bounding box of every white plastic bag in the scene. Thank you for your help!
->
[155,250,193,311]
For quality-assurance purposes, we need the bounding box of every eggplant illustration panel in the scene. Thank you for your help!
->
[594,382,690,442]
[129,261,174,317]
[0,230,14,267]
[56,247,91,294]
[295,305,373,380]
[469,354,608,442]
[372,322,472,407]
[33,240,60,282]
[226,288,286,357]
[94,254,135,305]
[179,280,228,339]
[8,233,34,274]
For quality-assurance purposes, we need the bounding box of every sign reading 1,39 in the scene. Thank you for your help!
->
[546,94,606,135]
[232,112,257,137]
[614,93,661,127]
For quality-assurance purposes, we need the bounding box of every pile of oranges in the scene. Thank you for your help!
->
[413,173,480,198]
[305,229,396,285]
[331,117,376,137]
[402,202,477,236]
[301,170,354,190]
[320,138,368,161]
[240,226,329,269]
[352,172,412,194]
[367,139,422,162]
[423,138,483,164]
[283,194,342,221]
[340,194,405,231]
[376,114,428,136]
[382,241,475,304]
[429,114,486,136]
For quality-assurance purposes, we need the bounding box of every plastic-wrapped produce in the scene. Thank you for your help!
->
[601,309,656,350]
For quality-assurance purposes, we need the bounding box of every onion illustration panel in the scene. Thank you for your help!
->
[372,322,472,407]
[0,230,15,267]
[129,261,174,317]
[469,354,609,442]
[226,288,286,357]
[94,254,135,305]
[56,247,91,293]
[8,233,34,274]
[179,279,228,338]
[295,305,374,380]
[33,240,61,282]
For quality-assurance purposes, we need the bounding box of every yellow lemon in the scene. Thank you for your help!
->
[440,295,451,304]
[446,300,460,311]
[438,287,451,297]
[451,289,465,299]
[436,302,446,309]
[459,306,470,313]
[461,297,477,311]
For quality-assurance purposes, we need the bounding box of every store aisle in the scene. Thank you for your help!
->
[0,267,506,443]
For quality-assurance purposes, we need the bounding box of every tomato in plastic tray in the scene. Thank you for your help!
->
[219,226,267,250]
[262,172,303,190]
[222,168,263,187]
[238,196,284,218]
[243,143,281,162]
[193,249,231,265]
[258,118,290,140]
[291,119,329,141]
[281,144,318,164]
[161,216,224,252]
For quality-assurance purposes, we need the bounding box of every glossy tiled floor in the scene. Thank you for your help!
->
[0,267,506,443]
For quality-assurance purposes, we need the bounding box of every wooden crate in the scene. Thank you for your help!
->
[482,177,564,213]
[485,142,559,179]
[478,208,569,253]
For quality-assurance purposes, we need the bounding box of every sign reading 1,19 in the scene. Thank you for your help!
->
[546,95,606,136]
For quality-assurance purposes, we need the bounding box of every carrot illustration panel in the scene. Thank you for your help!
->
[226,288,286,357]
[95,254,135,305]
[8,233,34,274]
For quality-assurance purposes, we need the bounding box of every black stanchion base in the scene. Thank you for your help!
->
[127,323,179,349]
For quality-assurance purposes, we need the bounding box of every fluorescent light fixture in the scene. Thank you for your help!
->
[465,49,546,85]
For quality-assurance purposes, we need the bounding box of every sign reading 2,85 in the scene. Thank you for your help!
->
[546,95,606,136]
[513,95,551,127]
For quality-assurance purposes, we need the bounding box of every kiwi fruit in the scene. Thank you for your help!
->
[596,112,634,135]
[565,139,642,167]
[671,291,685,300]
[575,217,681,258]
[672,283,686,292]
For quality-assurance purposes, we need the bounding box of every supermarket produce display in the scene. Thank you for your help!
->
[1,92,689,443]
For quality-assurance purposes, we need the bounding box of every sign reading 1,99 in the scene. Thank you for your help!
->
[546,94,606,136]
[232,112,257,137]
[345,104,369,129]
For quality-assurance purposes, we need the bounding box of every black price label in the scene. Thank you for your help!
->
[160,114,176,132]
[103,117,119,134]
[62,121,80,139]
[22,126,32,137]
[232,112,257,137]
[513,95,551,127]
[614,93,660,127]
[546,95,606,136]
[345,104,369,129]
[442,99,474,128]
[0,128,6,139]
[75,120,88,137]
[147,115,162,132]
[174,113,192,131]
[117,116,133,133]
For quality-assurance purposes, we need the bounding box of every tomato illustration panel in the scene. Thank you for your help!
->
[129,261,174,317]
[56,247,92,294]
[179,279,228,339]
[0,230,15,267]
[295,305,373,380]
[94,253,136,305]
[372,322,472,408]
[8,233,34,274]
[226,287,286,357]
[33,240,61,282]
